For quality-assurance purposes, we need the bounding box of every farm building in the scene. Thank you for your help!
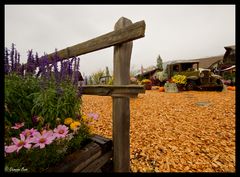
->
[135,66,162,85]
[191,55,223,69]
[222,45,235,68]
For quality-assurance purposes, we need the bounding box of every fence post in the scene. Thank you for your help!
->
[112,17,133,172]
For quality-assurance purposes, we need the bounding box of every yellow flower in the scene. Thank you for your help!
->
[70,121,81,130]
[73,121,80,126]
[64,118,73,125]
[82,115,87,122]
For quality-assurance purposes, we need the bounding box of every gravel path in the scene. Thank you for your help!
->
[82,89,235,172]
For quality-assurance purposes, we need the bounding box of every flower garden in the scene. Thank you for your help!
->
[4,44,99,172]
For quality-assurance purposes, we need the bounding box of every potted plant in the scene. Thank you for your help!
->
[171,74,187,91]
[163,79,178,93]
[141,79,152,90]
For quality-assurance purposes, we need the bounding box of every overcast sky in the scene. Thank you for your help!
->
[5,5,235,76]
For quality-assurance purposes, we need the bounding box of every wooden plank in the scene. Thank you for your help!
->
[81,151,113,172]
[72,150,102,172]
[91,134,113,154]
[46,142,101,172]
[81,85,145,96]
[112,17,132,172]
[43,20,145,63]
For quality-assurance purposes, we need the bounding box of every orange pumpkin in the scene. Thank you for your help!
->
[227,86,236,91]
[159,87,165,92]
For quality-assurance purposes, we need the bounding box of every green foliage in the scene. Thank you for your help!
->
[156,55,163,70]
[105,66,110,77]
[5,73,81,130]
[4,74,41,128]
[107,76,113,85]
[31,81,81,129]
[90,69,105,85]
[156,71,168,82]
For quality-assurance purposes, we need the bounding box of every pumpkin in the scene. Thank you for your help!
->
[159,87,165,92]
[227,86,235,91]
[231,86,236,91]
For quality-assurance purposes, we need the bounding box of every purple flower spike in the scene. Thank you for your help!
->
[4,48,10,74]
[10,43,15,72]
[53,49,60,84]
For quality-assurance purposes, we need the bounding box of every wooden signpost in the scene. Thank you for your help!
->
[45,17,146,172]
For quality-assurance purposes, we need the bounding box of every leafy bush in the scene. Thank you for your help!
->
[156,71,168,82]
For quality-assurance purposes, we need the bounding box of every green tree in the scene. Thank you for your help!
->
[91,69,105,85]
[105,66,110,77]
[156,55,163,70]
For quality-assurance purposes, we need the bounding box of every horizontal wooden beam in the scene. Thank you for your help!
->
[81,85,145,97]
[45,20,145,63]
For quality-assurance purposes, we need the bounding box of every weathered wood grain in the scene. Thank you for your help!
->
[46,135,113,172]
[81,85,145,97]
[44,20,145,63]
[46,142,101,172]
[81,151,113,172]
[112,17,132,172]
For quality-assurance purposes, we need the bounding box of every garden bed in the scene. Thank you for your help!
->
[47,134,113,172]
[82,89,235,172]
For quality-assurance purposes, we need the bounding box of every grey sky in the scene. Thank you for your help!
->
[5,5,235,76]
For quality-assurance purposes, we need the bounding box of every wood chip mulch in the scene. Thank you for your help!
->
[82,89,235,172]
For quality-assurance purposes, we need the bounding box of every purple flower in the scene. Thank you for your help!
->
[5,134,33,153]
[14,49,18,72]
[4,48,10,74]
[53,125,69,138]
[20,64,25,77]
[32,116,43,125]
[10,43,15,72]
[35,52,39,65]
[53,49,60,83]
[26,49,36,74]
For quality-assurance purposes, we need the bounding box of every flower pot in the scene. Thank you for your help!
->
[164,82,178,93]
[177,84,186,91]
[144,84,152,90]
[46,134,113,172]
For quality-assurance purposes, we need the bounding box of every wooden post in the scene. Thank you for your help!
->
[112,17,133,172]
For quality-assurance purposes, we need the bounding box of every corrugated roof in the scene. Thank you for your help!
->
[224,45,235,50]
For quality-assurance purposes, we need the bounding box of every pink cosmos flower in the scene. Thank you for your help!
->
[53,125,69,138]
[5,134,32,153]
[11,122,24,129]
[32,130,55,149]
[87,113,99,121]
[21,128,38,137]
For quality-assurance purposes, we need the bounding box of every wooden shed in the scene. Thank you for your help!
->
[223,45,235,66]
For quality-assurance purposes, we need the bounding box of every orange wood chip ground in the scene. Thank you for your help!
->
[82,89,235,172]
